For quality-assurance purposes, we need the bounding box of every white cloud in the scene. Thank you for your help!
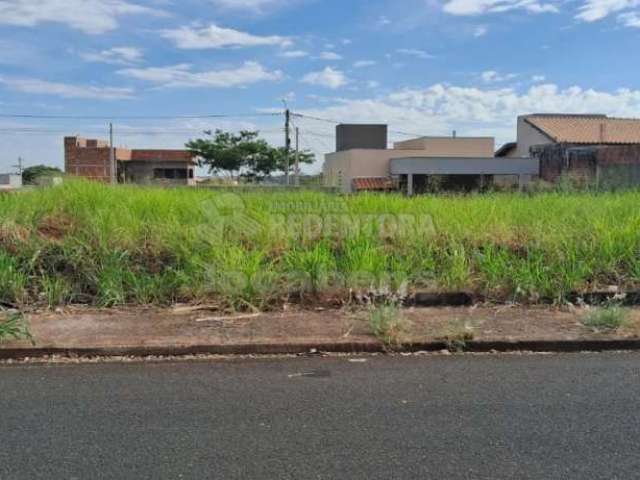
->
[577,0,632,21]
[300,83,640,149]
[0,76,134,99]
[442,0,640,27]
[531,74,546,82]
[619,10,640,25]
[354,60,377,68]
[81,46,143,65]
[367,80,380,88]
[396,48,433,59]
[319,51,343,60]
[302,67,349,89]
[118,61,283,88]
[205,0,302,14]
[481,70,517,83]
[443,0,559,15]
[0,0,164,34]
[474,25,488,36]
[576,0,640,24]
[160,24,292,49]
[377,15,392,26]
[278,50,309,58]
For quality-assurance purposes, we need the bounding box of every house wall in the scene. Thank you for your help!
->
[324,149,437,193]
[394,137,495,157]
[123,160,195,186]
[65,137,193,186]
[64,136,114,183]
[0,174,22,189]
[515,116,554,157]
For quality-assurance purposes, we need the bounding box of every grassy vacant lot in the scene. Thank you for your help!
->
[1,180,640,310]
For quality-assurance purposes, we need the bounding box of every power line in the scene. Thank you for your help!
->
[0,112,282,120]
[292,111,424,138]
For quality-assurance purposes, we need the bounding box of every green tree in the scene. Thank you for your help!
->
[186,130,267,178]
[22,165,63,185]
[244,146,315,181]
[186,130,315,181]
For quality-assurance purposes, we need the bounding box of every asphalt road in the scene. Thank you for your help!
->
[2,353,640,480]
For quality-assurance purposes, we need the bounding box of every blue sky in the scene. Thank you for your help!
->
[1,0,640,173]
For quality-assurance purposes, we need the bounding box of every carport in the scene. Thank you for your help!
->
[390,157,540,195]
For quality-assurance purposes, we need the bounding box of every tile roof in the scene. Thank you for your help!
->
[525,114,640,145]
[352,177,395,191]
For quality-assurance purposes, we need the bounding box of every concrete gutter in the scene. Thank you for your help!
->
[4,339,640,361]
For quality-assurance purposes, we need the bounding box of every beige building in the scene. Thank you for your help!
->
[323,125,495,193]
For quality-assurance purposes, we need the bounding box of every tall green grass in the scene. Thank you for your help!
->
[2,180,640,309]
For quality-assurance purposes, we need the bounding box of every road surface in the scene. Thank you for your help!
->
[2,353,640,479]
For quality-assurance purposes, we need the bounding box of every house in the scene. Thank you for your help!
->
[496,114,640,186]
[323,124,538,194]
[64,136,196,186]
[0,173,22,191]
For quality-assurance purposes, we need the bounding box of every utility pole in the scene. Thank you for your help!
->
[12,156,25,176]
[294,127,300,187]
[109,122,116,184]
[284,108,291,186]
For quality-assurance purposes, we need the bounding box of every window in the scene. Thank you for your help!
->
[153,168,189,180]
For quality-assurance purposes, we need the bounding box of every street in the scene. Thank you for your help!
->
[2,353,640,479]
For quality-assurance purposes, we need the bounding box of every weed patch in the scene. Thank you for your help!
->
[0,313,33,344]
[581,306,629,332]
[368,303,410,347]
[440,319,476,352]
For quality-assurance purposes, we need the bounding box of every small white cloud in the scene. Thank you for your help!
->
[443,0,559,16]
[367,80,380,88]
[377,15,392,26]
[481,70,517,82]
[531,74,546,82]
[81,46,143,65]
[474,25,488,36]
[0,0,165,34]
[279,50,309,58]
[397,48,433,59]
[319,51,343,60]
[118,61,283,88]
[0,76,133,99]
[302,67,349,89]
[207,0,298,13]
[160,24,292,49]
[354,60,377,68]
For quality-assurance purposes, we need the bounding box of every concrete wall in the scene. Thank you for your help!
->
[123,161,195,186]
[324,149,436,193]
[336,124,388,152]
[394,137,495,157]
[0,174,22,189]
[515,116,554,157]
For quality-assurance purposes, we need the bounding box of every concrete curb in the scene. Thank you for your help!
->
[3,338,640,360]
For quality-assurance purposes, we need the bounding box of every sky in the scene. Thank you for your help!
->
[2,0,640,174]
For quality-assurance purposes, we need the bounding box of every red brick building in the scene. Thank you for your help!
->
[64,136,196,186]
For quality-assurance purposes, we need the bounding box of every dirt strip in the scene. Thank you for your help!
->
[2,305,640,359]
